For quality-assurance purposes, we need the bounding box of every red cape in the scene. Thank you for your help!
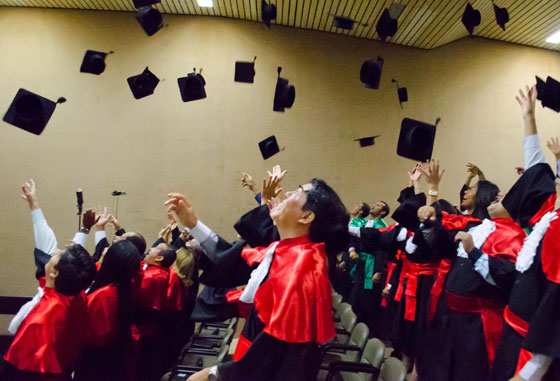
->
[86,285,119,346]
[541,210,560,283]
[442,211,481,230]
[482,218,526,263]
[243,236,335,344]
[133,264,170,311]
[5,288,87,374]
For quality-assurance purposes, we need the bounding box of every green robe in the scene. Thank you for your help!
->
[349,218,387,289]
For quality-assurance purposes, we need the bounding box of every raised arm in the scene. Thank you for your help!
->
[517,85,546,170]
[546,137,560,177]
[21,179,58,255]
[422,159,445,206]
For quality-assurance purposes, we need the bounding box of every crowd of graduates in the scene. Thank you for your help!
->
[1,83,560,381]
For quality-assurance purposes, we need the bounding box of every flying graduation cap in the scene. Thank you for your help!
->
[376,3,405,41]
[3,88,66,135]
[261,0,277,27]
[333,16,355,30]
[259,135,280,159]
[536,76,560,113]
[178,68,207,102]
[234,57,256,83]
[127,67,160,99]
[133,0,160,7]
[397,117,440,162]
[392,79,408,107]
[360,56,384,89]
[493,3,509,31]
[273,67,295,112]
[136,6,164,36]
[80,50,112,75]
[354,135,380,148]
[462,3,481,36]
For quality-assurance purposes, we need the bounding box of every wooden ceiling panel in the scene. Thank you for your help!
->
[2,0,560,52]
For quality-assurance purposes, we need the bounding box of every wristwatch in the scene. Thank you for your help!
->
[80,226,90,234]
[428,189,438,196]
[208,365,218,381]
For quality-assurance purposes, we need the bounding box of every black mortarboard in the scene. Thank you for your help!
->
[136,6,163,36]
[234,59,256,83]
[261,0,277,27]
[396,118,438,162]
[360,56,384,89]
[333,16,355,30]
[391,192,426,231]
[80,50,109,75]
[178,69,207,102]
[536,75,560,112]
[493,4,509,31]
[258,136,280,160]
[3,88,66,135]
[354,135,380,147]
[127,67,160,99]
[462,3,481,36]
[273,67,295,112]
[502,163,557,228]
[376,8,398,41]
[392,79,408,106]
[133,0,160,7]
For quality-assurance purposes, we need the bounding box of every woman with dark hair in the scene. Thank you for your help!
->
[75,239,141,381]
[462,179,500,220]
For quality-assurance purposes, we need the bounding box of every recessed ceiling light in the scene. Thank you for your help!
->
[197,0,213,7]
[546,30,560,44]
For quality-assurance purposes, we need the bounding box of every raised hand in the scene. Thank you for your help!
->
[108,215,122,232]
[166,193,198,229]
[267,164,288,182]
[422,159,445,188]
[546,137,560,160]
[241,172,258,195]
[408,162,422,183]
[260,174,283,206]
[82,209,98,231]
[466,162,485,181]
[418,206,436,222]
[95,206,110,231]
[21,179,39,210]
[515,85,537,119]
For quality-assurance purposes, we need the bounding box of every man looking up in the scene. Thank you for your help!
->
[166,178,349,381]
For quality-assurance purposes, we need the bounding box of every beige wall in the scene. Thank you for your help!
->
[1,7,560,297]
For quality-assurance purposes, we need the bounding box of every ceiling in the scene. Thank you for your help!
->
[2,0,560,52]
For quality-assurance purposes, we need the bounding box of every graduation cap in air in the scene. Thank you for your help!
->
[462,3,481,36]
[354,135,380,147]
[136,6,164,36]
[133,0,160,7]
[178,69,207,102]
[127,67,160,99]
[273,67,295,112]
[396,117,439,162]
[261,0,277,27]
[80,50,111,75]
[3,88,66,135]
[258,135,280,160]
[392,79,408,107]
[536,75,560,112]
[234,57,256,83]
[376,9,398,41]
[493,3,509,31]
[333,16,355,30]
[360,56,384,89]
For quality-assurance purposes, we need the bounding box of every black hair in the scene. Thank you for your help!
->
[54,245,97,296]
[379,201,390,218]
[434,199,460,215]
[159,244,177,268]
[472,180,500,220]
[302,179,350,281]
[125,232,147,259]
[359,203,371,218]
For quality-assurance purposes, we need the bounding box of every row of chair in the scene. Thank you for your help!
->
[325,290,407,381]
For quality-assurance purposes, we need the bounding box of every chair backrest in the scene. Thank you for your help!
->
[332,293,343,310]
[337,309,357,344]
[336,302,351,318]
[341,372,364,381]
[345,322,369,362]
[361,338,385,370]
[379,357,407,381]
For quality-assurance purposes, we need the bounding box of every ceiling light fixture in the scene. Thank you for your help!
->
[546,30,560,44]
[197,0,213,7]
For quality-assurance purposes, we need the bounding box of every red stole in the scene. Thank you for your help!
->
[480,218,525,263]
[5,288,87,374]
[133,264,170,311]
[441,212,481,230]
[541,211,560,284]
[86,285,119,346]
[234,236,335,359]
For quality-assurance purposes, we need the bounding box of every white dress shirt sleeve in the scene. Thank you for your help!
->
[473,254,497,286]
[188,220,219,263]
[518,353,553,381]
[522,134,546,170]
[31,209,58,255]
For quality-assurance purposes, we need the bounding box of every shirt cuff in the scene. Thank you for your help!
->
[72,232,87,248]
[95,231,107,246]
[188,220,215,244]
[518,353,554,381]
[348,226,360,237]
[31,208,45,223]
